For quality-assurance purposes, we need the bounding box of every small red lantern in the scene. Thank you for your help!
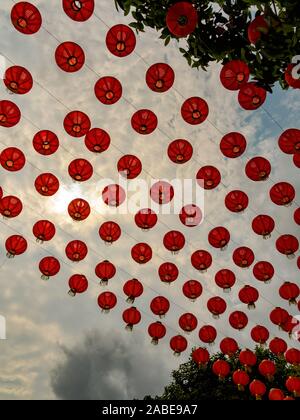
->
[249,379,266,400]
[285,376,300,397]
[97,291,117,313]
[293,153,300,168]
[232,246,255,268]
[84,128,110,153]
[170,335,187,356]
[158,262,179,284]
[5,235,27,258]
[55,42,85,73]
[181,97,209,125]
[134,208,158,231]
[259,359,276,381]
[148,321,166,345]
[232,370,250,391]
[208,226,230,250]
[0,147,25,172]
[239,285,259,309]
[131,109,158,135]
[117,154,142,179]
[65,240,88,262]
[229,311,248,330]
[238,82,266,110]
[220,60,250,90]
[279,282,299,305]
[215,269,236,292]
[0,195,23,218]
[278,128,300,155]
[68,158,93,182]
[269,307,289,329]
[191,250,212,272]
[106,24,136,57]
[182,280,202,301]
[39,256,60,280]
[163,230,185,254]
[276,235,299,259]
[62,0,94,22]
[285,348,300,365]
[220,132,247,158]
[268,388,285,401]
[253,261,274,283]
[269,337,287,355]
[150,296,170,318]
[33,220,56,243]
[251,325,269,345]
[248,15,269,44]
[68,198,90,221]
[212,360,230,380]
[146,63,175,93]
[252,214,275,239]
[198,325,217,345]
[192,348,210,367]
[95,260,116,286]
[196,165,221,190]
[166,2,198,38]
[270,182,295,206]
[225,190,249,213]
[64,110,91,138]
[122,307,141,331]
[179,204,202,227]
[33,130,59,155]
[167,139,193,164]
[131,243,152,264]
[94,76,122,105]
[150,181,174,204]
[0,100,21,128]
[35,173,59,196]
[294,208,300,225]
[123,279,143,304]
[11,1,42,34]
[99,221,121,245]
[207,296,227,319]
[245,156,271,181]
[4,65,33,94]
[220,337,238,356]
[102,184,126,207]
[239,349,257,370]
[68,274,88,297]
[179,313,198,333]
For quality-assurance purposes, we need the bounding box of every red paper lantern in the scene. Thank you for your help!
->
[269,337,287,355]
[122,307,141,331]
[65,240,88,262]
[220,132,247,158]
[32,220,56,243]
[35,173,59,196]
[294,208,300,225]
[207,296,227,319]
[278,128,300,155]
[11,1,42,34]
[253,261,274,283]
[134,208,158,231]
[0,100,21,128]
[285,376,300,397]
[146,63,175,93]
[148,321,166,345]
[63,110,91,137]
[39,256,60,280]
[102,184,126,207]
[245,156,271,181]
[68,275,88,297]
[4,65,33,94]
[251,325,269,345]
[293,153,300,168]
[220,60,250,90]
[94,76,122,105]
[268,388,285,401]
[182,280,202,301]
[229,311,248,330]
[0,147,25,172]
[225,190,249,213]
[208,227,230,250]
[117,154,142,179]
[106,24,136,57]
[95,260,116,285]
[238,82,267,110]
[196,165,221,189]
[252,214,275,239]
[249,379,267,400]
[232,370,250,391]
[285,348,300,365]
[131,243,152,264]
[179,204,202,227]
[97,291,117,312]
[215,269,236,292]
[270,182,295,206]
[191,250,212,272]
[84,128,110,153]
[167,139,193,164]
[150,181,174,204]
[220,337,238,356]
[239,349,257,369]
[170,335,187,356]
[68,198,91,221]
[99,221,121,245]
[166,2,198,38]
[33,130,59,155]
[0,195,23,218]
[239,285,259,309]
[199,325,217,345]
[158,262,179,283]
[5,235,27,258]
[131,109,158,135]
[62,0,94,22]
[163,230,185,254]
[276,235,299,258]
[68,158,93,182]
[248,15,269,44]
[179,313,198,332]
[259,359,276,380]
[279,282,299,305]
[123,279,143,304]
[269,307,289,329]
[233,246,254,268]
[150,296,170,318]
[55,42,85,73]
[181,97,209,125]
[212,360,230,379]
[192,348,210,366]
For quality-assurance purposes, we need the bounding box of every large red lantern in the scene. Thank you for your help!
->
[5,235,27,258]
[63,110,91,137]
[232,246,255,268]
[276,235,299,258]
[68,158,93,182]
[99,221,121,245]
[97,291,117,313]
[170,335,187,356]
[220,60,250,91]
[270,182,295,206]
[179,204,202,227]
[232,370,250,391]
[167,139,193,164]
[4,65,33,94]
[166,2,198,38]
[95,260,116,285]
[248,15,269,44]
[131,109,158,135]
[252,214,275,239]
[84,128,110,153]
[35,173,59,196]
[163,230,185,254]
[11,1,42,34]
[65,240,88,262]
[229,311,248,330]
[68,198,91,221]
[131,243,152,264]
[94,76,122,105]
[212,360,230,380]
[55,42,85,73]
[122,307,141,331]
[39,256,60,280]
[179,313,198,333]
[220,132,247,158]
[0,195,23,218]
[62,0,94,22]
[220,337,238,356]
[68,275,88,297]
[0,147,25,172]
[146,63,175,93]
[150,181,174,204]
[123,279,143,304]
[284,64,300,89]
[181,97,209,125]
[207,296,227,319]
[269,337,287,355]
[208,226,230,250]
[148,321,166,345]
[182,280,202,301]
[196,165,221,189]
[102,184,126,207]
[32,220,56,243]
[239,285,259,309]
[238,82,267,110]
[245,156,271,181]
[251,325,269,345]
[279,282,299,304]
[198,325,217,345]
[259,360,276,380]
[225,190,249,213]
[33,130,59,155]
[268,388,285,401]
[106,24,136,57]
[253,261,274,283]
[239,349,257,369]
[215,269,236,292]
[117,155,142,179]
[191,250,212,272]
[285,376,300,397]
[285,348,300,365]
[192,348,210,367]
[0,100,21,128]
[249,379,267,400]
[158,262,179,283]
[134,208,157,230]
[278,128,300,155]
[269,307,289,329]
[150,296,170,317]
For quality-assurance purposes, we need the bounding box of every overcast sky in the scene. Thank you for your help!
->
[0,0,299,400]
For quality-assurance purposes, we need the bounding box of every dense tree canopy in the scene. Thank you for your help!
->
[114,0,300,92]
